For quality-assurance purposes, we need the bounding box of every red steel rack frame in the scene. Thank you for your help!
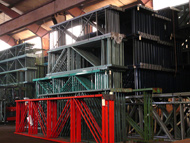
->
[15,94,114,143]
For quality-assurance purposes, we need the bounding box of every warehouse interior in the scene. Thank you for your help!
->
[0,0,190,143]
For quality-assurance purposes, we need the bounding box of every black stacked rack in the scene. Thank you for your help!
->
[120,5,190,93]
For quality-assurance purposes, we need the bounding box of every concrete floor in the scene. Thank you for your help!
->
[0,123,186,143]
[0,124,53,143]
[172,139,190,143]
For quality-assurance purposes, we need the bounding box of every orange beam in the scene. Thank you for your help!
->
[26,24,48,38]
[141,0,153,8]
[0,35,16,46]
[67,7,85,17]
[41,34,49,56]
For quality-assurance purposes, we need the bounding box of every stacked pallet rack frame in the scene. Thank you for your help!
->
[0,43,44,122]
[14,4,190,143]
[122,5,190,92]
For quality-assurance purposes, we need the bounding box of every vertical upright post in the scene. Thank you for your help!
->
[105,9,107,33]
[102,98,106,143]
[71,49,75,70]
[76,101,81,142]
[107,38,112,65]
[16,102,20,132]
[139,106,144,130]
[47,100,52,138]
[132,9,136,34]
[112,39,116,64]
[67,48,71,71]
[28,101,32,135]
[102,98,109,143]
[4,101,6,123]
[33,102,38,134]
[20,103,25,132]
[52,100,57,131]
[109,100,115,143]
[143,92,153,141]
[96,12,98,36]
[70,99,81,142]
[173,97,177,139]
[70,99,82,142]
[70,99,76,142]
[101,39,105,65]
[180,97,185,139]
[0,101,2,122]
[105,100,109,143]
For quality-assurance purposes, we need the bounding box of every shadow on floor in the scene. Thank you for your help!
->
[0,124,54,143]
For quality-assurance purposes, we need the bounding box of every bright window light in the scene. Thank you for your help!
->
[92,26,97,32]
[153,0,189,10]
[66,25,83,45]
[0,40,11,51]
[25,37,42,55]
[26,37,42,49]
[50,25,96,48]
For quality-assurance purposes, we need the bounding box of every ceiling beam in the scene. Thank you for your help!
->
[0,35,16,46]
[141,0,153,8]
[0,3,19,45]
[0,3,49,38]
[26,24,48,37]
[0,3,20,17]
[0,0,91,37]
[0,0,26,13]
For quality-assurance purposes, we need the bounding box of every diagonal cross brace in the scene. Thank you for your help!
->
[74,99,101,143]
[126,114,144,138]
[51,48,67,73]
[51,100,70,137]
[152,108,173,139]
[32,102,47,136]
[156,107,181,137]
[72,47,101,66]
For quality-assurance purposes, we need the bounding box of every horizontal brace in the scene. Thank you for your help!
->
[111,88,162,93]
[16,94,103,102]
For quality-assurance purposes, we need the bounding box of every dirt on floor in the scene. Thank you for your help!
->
[0,124,53,143]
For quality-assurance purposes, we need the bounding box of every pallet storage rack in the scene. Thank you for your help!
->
[0,43,37,86]
[0,43,46,122]
[15,4,190,143]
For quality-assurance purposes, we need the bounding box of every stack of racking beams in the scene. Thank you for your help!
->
[35,6,126,98]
